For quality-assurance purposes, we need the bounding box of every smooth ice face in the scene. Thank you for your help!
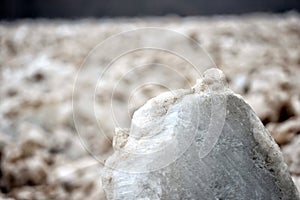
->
[102,69,299,200]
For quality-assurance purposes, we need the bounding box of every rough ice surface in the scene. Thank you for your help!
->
[102,68,299,200]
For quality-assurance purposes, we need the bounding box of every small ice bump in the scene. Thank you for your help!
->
[203,68,226,84]
[192,68,227,93]
[113,128,129,150]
